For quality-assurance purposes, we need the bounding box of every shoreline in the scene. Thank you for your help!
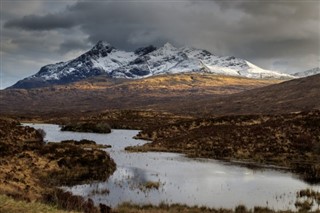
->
[0,118,116,212]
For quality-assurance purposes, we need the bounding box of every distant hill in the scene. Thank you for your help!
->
[9,41,293,89]
[0,74,279,115]
[191,74,320,115]
[2,73,319,117]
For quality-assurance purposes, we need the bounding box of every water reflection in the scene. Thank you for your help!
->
[24,123,320,210]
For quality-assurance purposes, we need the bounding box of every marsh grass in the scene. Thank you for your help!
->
[0,194,80,213]
[295,189,320,212]
[61,122,111,133]
[139,181,161,191]
[0,118,115,213]
[132,111,320,183]
[114,203,314,213]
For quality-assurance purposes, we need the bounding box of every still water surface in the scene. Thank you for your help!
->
[25,123,320,210]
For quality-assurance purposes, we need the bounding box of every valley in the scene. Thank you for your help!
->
[22,123,320,212]
[1,74,320,212]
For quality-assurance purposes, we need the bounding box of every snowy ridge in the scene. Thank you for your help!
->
[10,41,294,89]
[293,67,320,78]
[111,42,293,79]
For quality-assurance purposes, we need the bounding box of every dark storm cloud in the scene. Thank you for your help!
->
[1,0,319,88]
[3,1,170,49]
[214,0,319,48]
[4,0,319,54]
[216,0,319,19]
[4,13,77,30]
[67,1,177,49]
[58,39,92,54]
[238,37,320,59]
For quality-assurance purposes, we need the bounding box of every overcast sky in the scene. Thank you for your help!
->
[1,0,319,89]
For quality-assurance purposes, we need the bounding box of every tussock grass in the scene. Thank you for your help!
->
[0,194,79,213]
[0,118,115,213]
[139,181,161,191]
[133,110,320,183]
[114,203,311,213]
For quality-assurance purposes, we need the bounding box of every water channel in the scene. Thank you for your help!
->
[24,123,320,211]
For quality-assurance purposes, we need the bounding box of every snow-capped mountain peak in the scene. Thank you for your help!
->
[163,42,176,49]
[134,45,157,56]
[93,40,112,49]
[9,41,295,89]
[153,42,178,56]
[86,41,115,58]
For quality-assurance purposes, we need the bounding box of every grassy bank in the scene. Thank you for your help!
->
[1,196,320,213]
[127,110,320,183]
[0,194,79,213]
[0,118,116,212]
[114,203,319,213]
[60,122,111,133]
[12,110,194,131]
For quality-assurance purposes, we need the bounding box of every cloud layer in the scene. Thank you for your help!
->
[1,0,319,88]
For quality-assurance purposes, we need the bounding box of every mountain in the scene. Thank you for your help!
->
[10,41,138,89]
[9,41,293,89]
[111,42,292,79]
[293,67,320,78]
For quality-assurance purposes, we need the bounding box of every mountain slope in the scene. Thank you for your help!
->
[11,41,138,89]
[9,41,293,89]
[1,74,319,116]
[188,74,320,115]
[0,74,280,115]
[113,42,292,79]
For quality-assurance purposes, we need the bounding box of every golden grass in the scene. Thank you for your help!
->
[0,73,284,115]
[114,203,304,213]
[120,73,281,93]
[115,203,231,213]
[0,194,80,213]
[68,73,280,93]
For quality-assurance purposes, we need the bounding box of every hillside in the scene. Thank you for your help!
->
[179,74,320,115]
[0,74,279,116]
[2,73,319,118]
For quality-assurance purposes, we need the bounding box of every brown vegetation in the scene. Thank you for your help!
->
[0,194,80,213]
[0,118,116,212]
[1,74,320,212]
[24,110,193,131]
[114,202,319,213]
[139,181,161,191]
[295,189,320,212]
[0,74,280,116]
[195,74,320,115]
[61,122,111,133]
[127,110,320,183]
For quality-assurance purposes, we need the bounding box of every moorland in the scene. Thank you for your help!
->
[1,73,320,212]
